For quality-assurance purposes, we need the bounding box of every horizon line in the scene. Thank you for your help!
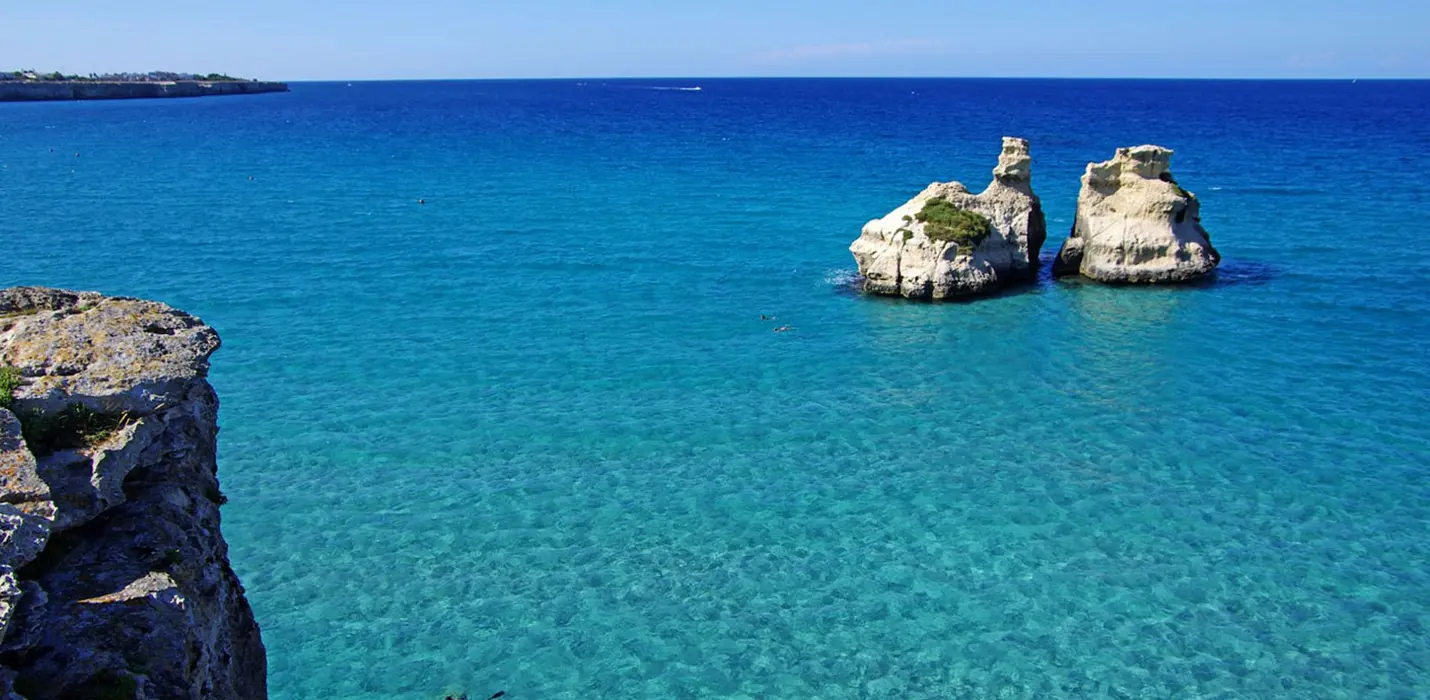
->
[278,75,1429,83]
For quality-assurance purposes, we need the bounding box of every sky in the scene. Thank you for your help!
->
[3,1,1428,80]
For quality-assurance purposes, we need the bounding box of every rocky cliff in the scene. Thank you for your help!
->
[850,137,1047,299]
[0,287,265,700]
[0,81,289,102]
[1053,145,1220,283]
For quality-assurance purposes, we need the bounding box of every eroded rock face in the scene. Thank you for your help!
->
[850,137,1047,299]
[0,287,265,700]
[1053,145,1220,283]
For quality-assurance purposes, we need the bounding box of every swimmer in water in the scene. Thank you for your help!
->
[419,199,426,205]
[760,314,773,321]
[774,325,794,333]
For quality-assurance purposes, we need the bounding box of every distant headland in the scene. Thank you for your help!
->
[0,70,289,102]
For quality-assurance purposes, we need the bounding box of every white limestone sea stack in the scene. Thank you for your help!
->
[1053,145,1220,283]
[849,137,1047,299]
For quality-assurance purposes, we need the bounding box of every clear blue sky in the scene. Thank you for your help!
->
[5,1,1428,80]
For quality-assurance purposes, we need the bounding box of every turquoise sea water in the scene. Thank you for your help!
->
[3,79,1430,699]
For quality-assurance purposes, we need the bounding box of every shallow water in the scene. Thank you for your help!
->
[3,79,1430,699]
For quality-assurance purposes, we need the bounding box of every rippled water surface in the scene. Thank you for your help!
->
[4,79,1430,699]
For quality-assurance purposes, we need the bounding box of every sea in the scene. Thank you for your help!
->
[2,79,1429,699]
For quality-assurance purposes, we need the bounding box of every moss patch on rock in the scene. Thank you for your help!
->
[0,365,20,410]
[1159,171,1194,200]
[1,364,131,454]
[18,404,132,456]
[0,307,41,321]
[915,198,991,251]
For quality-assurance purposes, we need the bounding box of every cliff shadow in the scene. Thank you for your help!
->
[831,269,1051,305]
[1039,248,1281,290]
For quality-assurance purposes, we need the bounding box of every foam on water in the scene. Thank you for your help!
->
[3,79,1429,699]
[822,268,863,291]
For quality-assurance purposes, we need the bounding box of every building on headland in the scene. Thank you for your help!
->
[1,70,253,83]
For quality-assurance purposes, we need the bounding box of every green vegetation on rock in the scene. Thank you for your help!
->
[0,307,40,321]
[1159,171,1194,200]
[915,198,991,251]
[0,365,20,410]
[18,404,131,456]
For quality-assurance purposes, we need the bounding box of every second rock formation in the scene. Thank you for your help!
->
[1053,145,1220,283]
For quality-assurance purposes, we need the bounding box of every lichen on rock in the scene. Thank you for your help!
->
[849,137,1047,299]
[0,287,265,700]
[1053,145,1220,283]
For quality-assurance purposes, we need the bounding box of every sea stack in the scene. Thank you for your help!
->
[1053,145,1220,283]
[0,287,265,699]
[849,137,1047,299]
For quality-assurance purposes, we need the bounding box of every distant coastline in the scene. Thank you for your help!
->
[0,70,288,102]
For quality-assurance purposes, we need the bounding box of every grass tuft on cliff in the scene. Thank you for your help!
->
[19,404,131,456]
[915,198,992,251]
[0,307,40,321]
[1,365,132,453]
[0,365,20,410]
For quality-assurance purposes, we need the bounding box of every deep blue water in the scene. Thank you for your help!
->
[3,79,1430,699]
